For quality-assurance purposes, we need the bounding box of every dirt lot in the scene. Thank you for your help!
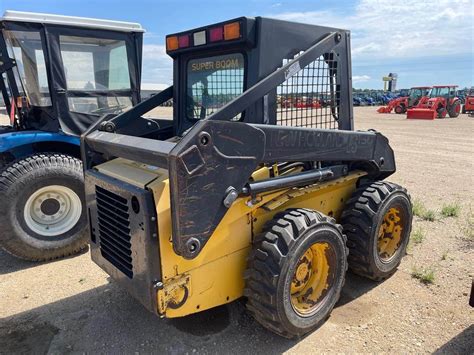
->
[1,106,473,354]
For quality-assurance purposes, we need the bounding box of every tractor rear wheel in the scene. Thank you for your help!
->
[341,181,412,281]
[244,209,348,338]
[448,101,461,118]
[0,153,88,261]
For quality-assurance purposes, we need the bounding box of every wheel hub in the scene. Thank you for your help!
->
[40,198,61,216]
[296,263,309,282]
[24,185,82,237]
[378,207,403,261]
[290,242,332,316]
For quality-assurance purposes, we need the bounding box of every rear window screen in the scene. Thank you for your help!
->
[186,53,244,120]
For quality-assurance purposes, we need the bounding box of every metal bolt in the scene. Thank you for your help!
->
[223,187,238,208]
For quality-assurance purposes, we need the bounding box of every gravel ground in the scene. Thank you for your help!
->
[0,106,473,354]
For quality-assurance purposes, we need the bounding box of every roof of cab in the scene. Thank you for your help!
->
[1,10,145,32]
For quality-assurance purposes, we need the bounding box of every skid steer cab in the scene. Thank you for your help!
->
[0,11,143,261]
[82,17,413,338]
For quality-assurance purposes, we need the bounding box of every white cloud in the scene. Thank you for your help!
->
[141,0,473,87]
[141,44,173,86]
[353,75,371,82]
[270,0,473,60]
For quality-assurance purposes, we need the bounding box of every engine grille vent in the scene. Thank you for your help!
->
[95,186,133,278]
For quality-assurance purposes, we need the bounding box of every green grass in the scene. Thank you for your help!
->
[412,199,425,217]
[412,199,436,221]
[411,227,424,245]
[421,209,436,221]
[441,202,461,218]
[411,267,435,285]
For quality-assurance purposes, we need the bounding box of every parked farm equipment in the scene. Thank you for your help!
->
[0,11,144,260]
[82,17,412,338]
[407,85,461,119]
[377,87,431,114]
[462,87,474,115]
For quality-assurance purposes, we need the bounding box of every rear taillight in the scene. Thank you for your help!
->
[166,20,242,52]
[193,30,206,46]
[166,36,179,51]
[178,35,190,48]
[209,27,223,42]
[224,22,240,40]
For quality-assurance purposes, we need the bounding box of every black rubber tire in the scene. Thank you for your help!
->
[462,105,466,114]
[341,181,412,281]
[0,153,88,261]
[448,101,461,118]
[244,208,348,338]
[437,106,447,118]
[394,104,405,114]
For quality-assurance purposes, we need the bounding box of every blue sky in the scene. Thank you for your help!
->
[1,0,472,89]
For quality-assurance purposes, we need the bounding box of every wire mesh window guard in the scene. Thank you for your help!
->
[277,53,339,129]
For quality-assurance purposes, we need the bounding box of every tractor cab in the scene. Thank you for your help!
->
[429,85,457,99]
[0,11,143,135]
[407,86,430,106]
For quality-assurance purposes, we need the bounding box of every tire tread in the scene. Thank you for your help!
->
[341,181,410,281]
[245,208,348,338]
[0,153,88,261]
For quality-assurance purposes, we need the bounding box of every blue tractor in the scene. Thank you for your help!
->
[0,11,144,260]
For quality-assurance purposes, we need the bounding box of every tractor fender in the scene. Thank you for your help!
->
[0,130,80,164]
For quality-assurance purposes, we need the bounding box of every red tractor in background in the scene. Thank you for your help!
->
[407,85,461,119]
[377,86,431,114]
[295,97,322,109]
[280,96,322,109]
[462,87,474,115]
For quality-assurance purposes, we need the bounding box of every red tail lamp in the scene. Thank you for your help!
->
[209,27,223,42]
[178,35,190,48]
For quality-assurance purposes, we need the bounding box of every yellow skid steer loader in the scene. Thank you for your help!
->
[81,17,412,338]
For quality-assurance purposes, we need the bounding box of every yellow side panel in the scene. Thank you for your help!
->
[252,172,365,234]
[147,172,364,317]
[164,248,249,317]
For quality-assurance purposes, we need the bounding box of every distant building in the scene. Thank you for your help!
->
[141,83,168,100]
